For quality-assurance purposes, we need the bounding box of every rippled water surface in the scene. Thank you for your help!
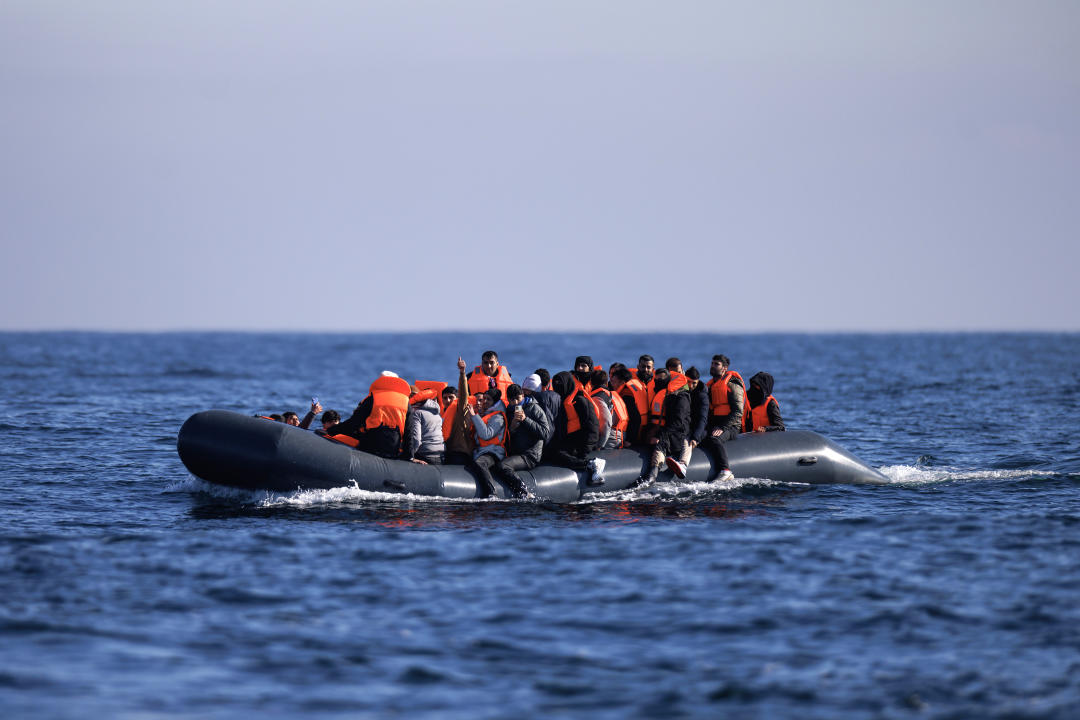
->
[2,332,1079,718]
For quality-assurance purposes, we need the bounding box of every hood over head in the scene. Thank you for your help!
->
[551,371,577,399]
[748,372,774,396]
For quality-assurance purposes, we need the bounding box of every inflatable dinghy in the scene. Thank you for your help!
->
[177,410,889,501]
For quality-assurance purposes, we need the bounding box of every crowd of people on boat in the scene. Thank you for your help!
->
[263,351,783,498]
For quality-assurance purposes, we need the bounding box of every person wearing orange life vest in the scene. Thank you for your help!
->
[327,371,411,459]
[696,354,743,483]
[665,365,710,478]
[573,356,611,448]
[634,367,691,486]
[611,366,646,445]
[744,372,785,433]
[402,385,445,465]
[544,371,604,485]
[443,358,474,466]
[629,355,655,385]
[464,387,508,497]
[438,386,458,443]
[466,350,513,399]
[590,369,627,449]
[649,357,688,413]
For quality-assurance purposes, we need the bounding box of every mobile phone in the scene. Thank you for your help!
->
[311,396,319,405]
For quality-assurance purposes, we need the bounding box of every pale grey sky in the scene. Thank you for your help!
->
[2,1,1077,331]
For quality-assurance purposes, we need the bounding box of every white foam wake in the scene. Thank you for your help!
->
[165,474,509,507]
[876,465,1056,485]
[580,475,785,503]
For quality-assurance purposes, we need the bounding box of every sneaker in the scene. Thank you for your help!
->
[587,458,606,486]
[665,457,687,479]
[716,469,734,483]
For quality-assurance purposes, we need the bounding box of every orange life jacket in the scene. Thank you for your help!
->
[588,386,612,439]
[744,396,778,432]
[409,388,440,406]
[623,378,649,419]
[650,386,671,427]
[467,365,513,400]
[365,376,411,436]
[647,372,687,425]
[647,371,686,410]
[327,433,360,448]
[708,370,745,419]
[414,380,449,410]
[563,388,585,435]
[608,388,629,433]
[470,409,508,451]
[440,398,458,442]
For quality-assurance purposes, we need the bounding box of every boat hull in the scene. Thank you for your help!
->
[177,410,890,501]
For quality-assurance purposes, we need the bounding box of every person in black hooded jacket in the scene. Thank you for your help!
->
[635,368,691,485]
[744,372,785,432]
[544,370,602,482]
[684,366,710,448]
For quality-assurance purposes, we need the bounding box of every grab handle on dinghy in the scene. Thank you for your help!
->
[383,478,407,491]
[797,456,818,466]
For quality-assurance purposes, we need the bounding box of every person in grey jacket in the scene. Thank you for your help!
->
[492,384,551,498]
[403,389,445,465]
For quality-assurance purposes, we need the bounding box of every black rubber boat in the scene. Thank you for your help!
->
[177,410,889,501]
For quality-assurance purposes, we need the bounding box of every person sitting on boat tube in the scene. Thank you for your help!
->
[322,371,411,459]
[635,367,691,485]
[743,372,785,433]
[464,387,508,497]
[662,365,711,477]
[403,385,445,465]
[695,355,743,483]
[544,371,605,486]
[467,350,513,400]
[492,383,552,498]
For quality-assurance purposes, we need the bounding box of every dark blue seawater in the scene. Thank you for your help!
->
[2,332,1079,718]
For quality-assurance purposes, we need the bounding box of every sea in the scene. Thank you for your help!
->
[1,331,1078,719]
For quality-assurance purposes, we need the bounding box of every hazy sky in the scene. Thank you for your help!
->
[2,1,1077,331]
